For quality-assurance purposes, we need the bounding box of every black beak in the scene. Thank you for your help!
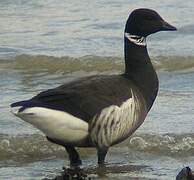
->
[161,21,177,31]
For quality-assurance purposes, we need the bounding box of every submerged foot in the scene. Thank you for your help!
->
[95,162,107,177]
[62,166,88,180]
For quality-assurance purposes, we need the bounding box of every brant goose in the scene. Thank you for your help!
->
[11,9,176,167]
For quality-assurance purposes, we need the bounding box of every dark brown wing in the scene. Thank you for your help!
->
[27,75,133,122]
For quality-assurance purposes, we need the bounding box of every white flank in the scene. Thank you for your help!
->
[11,107,89,143]
[125,33,146,46]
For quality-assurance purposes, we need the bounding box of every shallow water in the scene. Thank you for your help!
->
[1,0,194,58]
[1,0,194,179]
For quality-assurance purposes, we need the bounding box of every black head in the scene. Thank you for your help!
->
[125,8,177,37]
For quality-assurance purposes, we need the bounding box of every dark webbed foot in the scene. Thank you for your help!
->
[61,146,88,179]
[62,167,88,180]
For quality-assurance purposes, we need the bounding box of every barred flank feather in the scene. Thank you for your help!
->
[89,89,147,148]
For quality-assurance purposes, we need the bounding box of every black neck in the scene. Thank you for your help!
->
[124,36,159,110]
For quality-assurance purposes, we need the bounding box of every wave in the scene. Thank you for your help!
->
[1,133,194,162]
[1,54,194,73]
[128,134,194,156]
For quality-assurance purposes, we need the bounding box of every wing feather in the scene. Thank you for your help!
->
[23,75,133,122]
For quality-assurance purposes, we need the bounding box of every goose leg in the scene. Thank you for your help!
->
[96,148,108,177]
[97,148,108,166]
[65,146,82,168]
[46,137,82,168]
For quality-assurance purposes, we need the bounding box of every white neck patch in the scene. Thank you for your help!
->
[125,33,146,46]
